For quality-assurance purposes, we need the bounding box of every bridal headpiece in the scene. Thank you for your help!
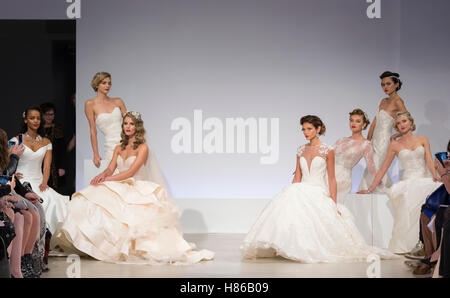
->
[125,110,142,120]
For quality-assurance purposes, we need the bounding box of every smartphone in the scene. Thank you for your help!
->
[435,152,449,167]
[0,175,12,185]
[18,134,23,145]
[8,141,16,148]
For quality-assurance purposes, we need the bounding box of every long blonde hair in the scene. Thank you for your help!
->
[120,111,146,150]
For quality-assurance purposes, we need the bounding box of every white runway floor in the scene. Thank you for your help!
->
[43,233,421,278]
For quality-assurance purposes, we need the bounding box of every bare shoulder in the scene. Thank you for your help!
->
[84,98,96,112]
[138,143,149,152]
[42,137,51,146]
[112,97,125,105]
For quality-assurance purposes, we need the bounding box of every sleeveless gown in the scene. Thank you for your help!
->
[95,106,123,161]
[359,109,393,192]
[334,137,377,194]
[54,155,214,265]
[241,143,397,263]
[387,146,442,253]
[11,137,70,235]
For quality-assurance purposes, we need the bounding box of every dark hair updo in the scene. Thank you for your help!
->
[300,115,326,135]
[380,71,402,91]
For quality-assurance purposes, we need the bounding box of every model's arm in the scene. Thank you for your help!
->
[396,97,407,113]
[105,144,148,182]
[116,98,127,116]
[360,142,396,193]
[85,100,101,168]
[90,146,120,185]
[422,136,439,181]
[367,116,376,141]
[326,149,338,204]
[40,140,52,192]
[292,155,302,183]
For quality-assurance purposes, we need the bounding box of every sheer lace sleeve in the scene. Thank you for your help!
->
[319,143,333,159]
[363,141,377,177]
[297,145,306,157]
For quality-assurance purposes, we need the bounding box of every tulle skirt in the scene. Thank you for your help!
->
[241,182,398,263]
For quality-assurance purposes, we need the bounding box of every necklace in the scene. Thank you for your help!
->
[25,133,42,143]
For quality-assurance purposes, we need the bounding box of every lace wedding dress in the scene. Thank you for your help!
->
[359,109,393,192]
[241,143,397,263]
[386,146,442,253]
[334,137,377,194]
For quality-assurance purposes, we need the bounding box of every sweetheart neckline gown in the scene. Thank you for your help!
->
[386,146,442,253]
[241,143,397,263]
[54,154,214,265]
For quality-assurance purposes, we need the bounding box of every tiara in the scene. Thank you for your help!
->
[126,110,142,120]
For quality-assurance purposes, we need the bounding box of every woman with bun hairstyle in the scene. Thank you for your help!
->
[334,108,377,194]
[358,112,442,253]
[241,115,397,263]
[359,71,408,193]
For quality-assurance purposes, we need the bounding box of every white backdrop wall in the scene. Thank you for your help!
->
[75,0,450,199]
[1,0,449,199]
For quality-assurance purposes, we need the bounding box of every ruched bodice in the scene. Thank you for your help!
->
[397,146,432,181]
[95,107,123,160]
[117,155,148,181]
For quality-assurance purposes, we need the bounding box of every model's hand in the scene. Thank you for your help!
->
[433,176,442,183]
[390,133,401,142]
[58,169,66,177]
[93,155,102,168]
[39,183,49,192]
[357,190,370,194]
[90,174,105,185]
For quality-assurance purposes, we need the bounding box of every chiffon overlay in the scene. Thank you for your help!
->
[334,137,377,194]
[386,146,442,253]
[54,155,214,265]
[11,137,70,235]
[241,143,397,263]
[359,109,394,193]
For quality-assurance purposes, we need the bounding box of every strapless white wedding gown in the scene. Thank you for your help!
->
[359,109,393,192]
[11,137,69,235]
[95,106,123,161]
[386,146,442,253]
[241,143,397,263]
[334,137,377,194]
[54,155,214,265]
